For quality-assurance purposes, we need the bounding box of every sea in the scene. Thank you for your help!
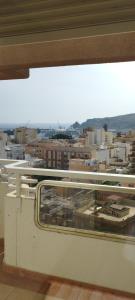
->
[0,123,71,130]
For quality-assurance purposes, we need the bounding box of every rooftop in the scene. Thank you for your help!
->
[110,204,127,211]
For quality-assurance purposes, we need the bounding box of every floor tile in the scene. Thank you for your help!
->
[44,297,63,300]
[66,286,81,300]
[77,288,92,300]
[47,282,63,297]
[89,290,103,300]
[6,287,44,300]
[54,284,71,299]
[0,283,15,300]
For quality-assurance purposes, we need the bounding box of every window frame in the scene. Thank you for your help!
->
[35,180,135,245]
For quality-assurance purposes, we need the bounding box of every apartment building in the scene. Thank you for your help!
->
[5,144,25,160]
[69,158,116,174]
[110,142,131,163]
[26,141,92,169]
[85,128,113,146]
[15,127,37,144]
[0,131,8,159]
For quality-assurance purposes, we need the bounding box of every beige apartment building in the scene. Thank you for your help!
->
[15,127,37,144]
[0,131,8,159]
[85,128,113,146]
[69,158,115,173]
[26,141,92,169]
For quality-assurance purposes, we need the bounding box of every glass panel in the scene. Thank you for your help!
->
[38,183,135,238]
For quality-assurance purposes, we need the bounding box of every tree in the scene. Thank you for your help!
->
[51,133,72,140]
[117,132,122,137]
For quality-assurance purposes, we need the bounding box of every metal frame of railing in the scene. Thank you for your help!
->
[35,179,135,244]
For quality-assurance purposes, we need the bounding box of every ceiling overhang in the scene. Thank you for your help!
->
[0,0,135,79]
[1,31,135,70]
[0,68,29,80]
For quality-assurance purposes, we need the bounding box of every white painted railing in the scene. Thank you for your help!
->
[0,158,135,197]
[0,159,35,196]
[1,158,135,240]
[1,158,135,239]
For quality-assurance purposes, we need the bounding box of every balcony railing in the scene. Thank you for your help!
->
[1,158,135,243]
[1,159,135,294]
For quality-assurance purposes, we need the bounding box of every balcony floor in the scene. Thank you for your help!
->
[0,244,134,300]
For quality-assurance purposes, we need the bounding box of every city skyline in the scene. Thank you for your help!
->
[0,61,135,124]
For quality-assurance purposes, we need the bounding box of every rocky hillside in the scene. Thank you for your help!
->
[72,114,135,131]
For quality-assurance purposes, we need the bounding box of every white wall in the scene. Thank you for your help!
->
[4,193,135,294]
[96,149,110,164]
[96,129,105,145]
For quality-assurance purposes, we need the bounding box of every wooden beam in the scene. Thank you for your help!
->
[0,68,29,80]
[0,31,135,71]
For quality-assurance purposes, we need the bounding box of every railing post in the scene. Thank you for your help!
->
[16,174,21,198]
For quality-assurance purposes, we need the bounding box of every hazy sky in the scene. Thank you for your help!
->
[0,61,135,125]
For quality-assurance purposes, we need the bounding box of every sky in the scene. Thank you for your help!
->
[0,61,135,125]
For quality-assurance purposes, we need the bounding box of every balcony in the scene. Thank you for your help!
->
[0,159,135,299]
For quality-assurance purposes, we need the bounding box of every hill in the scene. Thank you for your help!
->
[72,114,135,131]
